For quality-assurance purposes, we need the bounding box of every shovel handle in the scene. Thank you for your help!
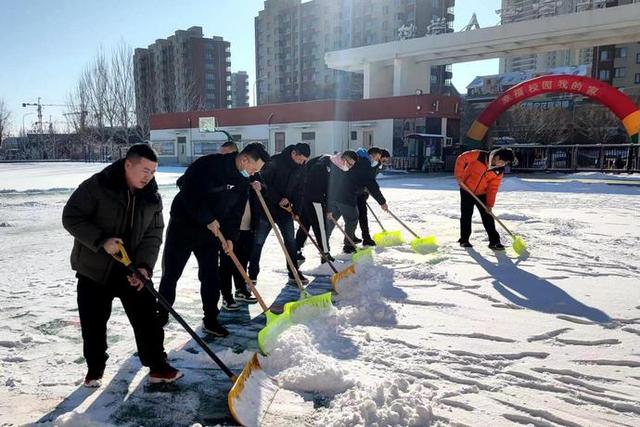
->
[283,206,339,274]
[327,213,358,247]
[458,181,515,238]
[112,243,237,381]
[214,231,270,312]
[386,209,419,239]
[365,201,386,232]
[254,188,306,291]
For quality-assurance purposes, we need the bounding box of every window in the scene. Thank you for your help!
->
[614,67,626,78]
[599,69,611,80]
[615,47,628,59]
[636,53,640,64]
[599,50,610,61]
[350,131,358,140]
[232,134,242,142]
[152,142,175,156]
[301,131,315,141]
[275,132,285,153]
[635,73,640,84]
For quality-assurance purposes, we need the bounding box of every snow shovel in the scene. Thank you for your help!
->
[283,205,355,292]
[254,189,334,347]
[459,182,527,255]
[385,209,439,254]
[214,229,291,355]
[110,243,279,427]
[327,213,374,264]
[366,201,404,247]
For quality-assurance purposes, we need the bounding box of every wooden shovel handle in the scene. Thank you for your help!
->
[214,230,269,312]
[458,181,515,238]
[386,209,419,239]
[365,201,386,232]
[254,188,305,290]
[327,213,358,247]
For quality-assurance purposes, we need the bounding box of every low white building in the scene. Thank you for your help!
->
[150,95,461,168]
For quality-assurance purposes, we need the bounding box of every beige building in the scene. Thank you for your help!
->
[134,27,232,125]
[254,0,455,105]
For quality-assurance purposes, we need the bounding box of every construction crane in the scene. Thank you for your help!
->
[21,97,72,134]
[461,13,480,31]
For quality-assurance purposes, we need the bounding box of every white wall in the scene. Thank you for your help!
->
[151,119,396,165]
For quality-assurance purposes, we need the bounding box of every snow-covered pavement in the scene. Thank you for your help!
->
[1,163,639,426]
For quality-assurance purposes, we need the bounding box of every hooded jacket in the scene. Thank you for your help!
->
[62,159,164,285]
[454,149,504,208]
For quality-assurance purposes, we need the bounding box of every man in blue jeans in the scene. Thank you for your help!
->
[249,143,310,285]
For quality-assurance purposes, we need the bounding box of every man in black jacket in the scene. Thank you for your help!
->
[294,150,358,260]
[327,147,389,253]
[158,143,269,336]
[355,148,391,246]
[249,143,310,285]
[62,144,181,387]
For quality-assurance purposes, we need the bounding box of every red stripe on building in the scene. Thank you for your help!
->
[150,95,461,130]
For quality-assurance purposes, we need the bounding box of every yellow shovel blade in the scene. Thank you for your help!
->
[330,264,356,292]
[512,235,527,255]
[257,292,334,354]
[373,230,404,247]
[352,247,374,264]
[228,353,280,427]
[410,236,438,254]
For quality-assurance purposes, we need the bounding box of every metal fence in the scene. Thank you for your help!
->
[508,144,640,172]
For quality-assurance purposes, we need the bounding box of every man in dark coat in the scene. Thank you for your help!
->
[62,144,181,387]
[294,150,358,260]
[355,148,391,246]
[158,143,269,336]
[327,147,389,253]
[248,143,310,285]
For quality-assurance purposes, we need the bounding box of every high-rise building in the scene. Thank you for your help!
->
[231,71,250,107]
[499,0,640,96]
[590,0,640,95]
[499,0,594,73]
[134,27,231,125]
[254,0,455,105]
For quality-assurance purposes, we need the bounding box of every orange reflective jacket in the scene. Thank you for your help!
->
[454,150,504,207]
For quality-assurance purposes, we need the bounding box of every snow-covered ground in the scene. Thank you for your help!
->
[1,162,639,426]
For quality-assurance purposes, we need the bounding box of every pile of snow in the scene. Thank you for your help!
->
[313,378,433,427]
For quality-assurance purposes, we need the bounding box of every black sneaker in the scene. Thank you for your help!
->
[459,241,473,248]
[202,319,229,337]
[489,243,505,251]
[296,251,306,266]
[149,362,183,384]
[343,244,357,254]
[362,237,376,246]
[235,289,258,304]
[320,252,335,264]
[352,236,363,244]
[221,297,240,311]
[83,367,105,388]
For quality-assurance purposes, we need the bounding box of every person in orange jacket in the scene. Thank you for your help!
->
[454,147,515,250]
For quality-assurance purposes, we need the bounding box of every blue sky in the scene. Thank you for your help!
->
[0,0,500,134]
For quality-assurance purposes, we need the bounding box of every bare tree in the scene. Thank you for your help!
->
[502,105,569,144]
[0,98,11,144]
[574,104,623,144]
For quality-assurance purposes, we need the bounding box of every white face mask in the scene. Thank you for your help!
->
[240,169,250,178]
[370,160,379,167]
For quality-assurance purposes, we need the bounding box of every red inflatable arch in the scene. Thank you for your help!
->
[467,75,640,144]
